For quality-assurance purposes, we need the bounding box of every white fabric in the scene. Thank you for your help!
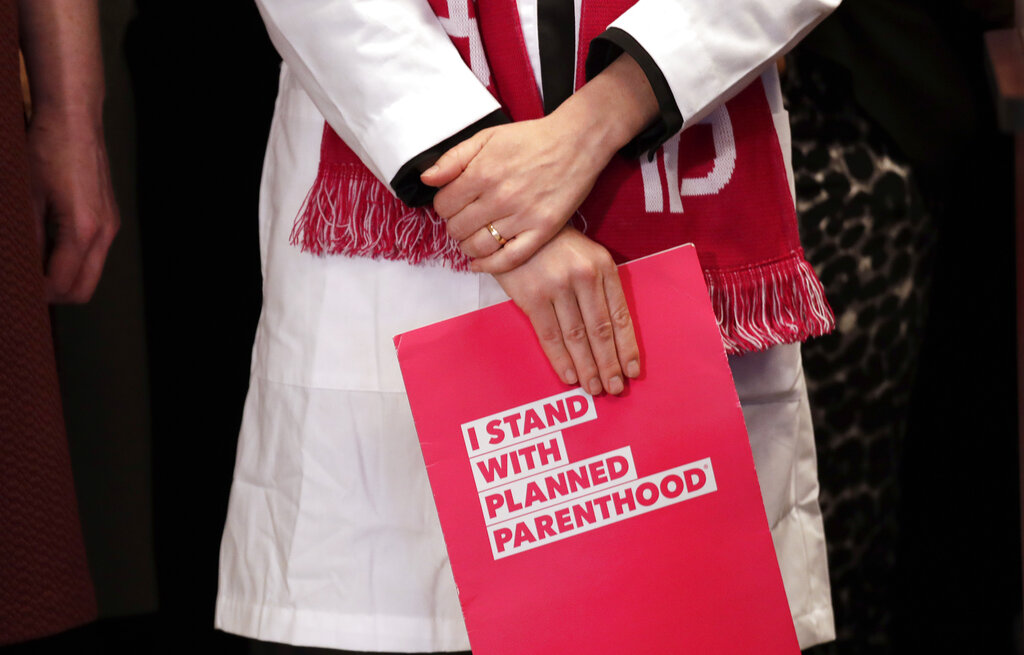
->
[254,0,839,191]
[254,0,501,184]
[731,341,835,647]
[215,60,834,651]
[217,1,839,649]
[609,0,840,128]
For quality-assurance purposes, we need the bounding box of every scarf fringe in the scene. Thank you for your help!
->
[291,167,834,354]
[289,164,471,271]
[707,253,835,356]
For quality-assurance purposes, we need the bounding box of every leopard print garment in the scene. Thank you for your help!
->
[783,56,935,654]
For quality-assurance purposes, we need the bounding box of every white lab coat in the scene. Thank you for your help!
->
[215,1,839,651]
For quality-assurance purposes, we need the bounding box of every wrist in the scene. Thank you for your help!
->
[552,53,659,158]
[549,93,626,165]
[29,103,104,138]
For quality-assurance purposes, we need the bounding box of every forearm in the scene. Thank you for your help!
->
[16,0,118,303]
[17,0,104,128]
[547,52,661,168]
[427,52,662,270]
[591,0,841,139]
[256,0,500,187]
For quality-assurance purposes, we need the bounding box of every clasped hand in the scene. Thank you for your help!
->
[28,108,120,303]
[421,115,639,395]
[423,113,606,274]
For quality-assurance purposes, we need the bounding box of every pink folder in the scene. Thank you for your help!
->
[394,244,799,654]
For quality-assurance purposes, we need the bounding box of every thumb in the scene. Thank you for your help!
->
[420,130,491,187]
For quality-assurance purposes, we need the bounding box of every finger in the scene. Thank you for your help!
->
[65,220,116,303]
[432,171,483,220]
[470,230,546,274]
[552,292,603,396]
[445,191,508,242]
[603,267,640,379]
[45,224,93,302]
[420,130,491,188]
[575,269,626,395]
[525,301,578,386]
[459,216,516,259]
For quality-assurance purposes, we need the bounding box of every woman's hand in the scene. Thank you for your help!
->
[421,53,660,275]
[18,0,119,303]
[422,112,613,274]
[492,225,639,396]
[27,108,120,303]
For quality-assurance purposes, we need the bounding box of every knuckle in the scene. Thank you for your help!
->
[78,220,100,244]
[538,207,560,229]
[590,320,615,342]
[537,327,563,345]
[550,277,571,295]
[564,324,588,344]
[495,180,516,205]
[569,262,599,285]
[611,305,632,329]
[467,165,492,187]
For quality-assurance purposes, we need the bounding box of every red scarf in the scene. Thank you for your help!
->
[290,0,834,355]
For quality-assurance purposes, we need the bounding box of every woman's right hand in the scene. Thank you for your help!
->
[491,225,640,396]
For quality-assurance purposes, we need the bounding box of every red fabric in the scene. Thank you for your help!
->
[578,81,799,267]
[0,0,97,644]
[289,0,835,354]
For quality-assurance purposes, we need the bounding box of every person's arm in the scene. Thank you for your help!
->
[424,51,659,271]
[18,0,119,303]
[422,52,658,397]
[422,0,841,396]
[255,0,507,193]
[586,0,842,158]
[425,0,843,271]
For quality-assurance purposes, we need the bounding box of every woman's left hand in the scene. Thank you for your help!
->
[420,53,661,274]
[421,111,613,274]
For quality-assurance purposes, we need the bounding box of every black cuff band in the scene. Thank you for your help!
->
[586,27,683,161]
[389,108,511,207]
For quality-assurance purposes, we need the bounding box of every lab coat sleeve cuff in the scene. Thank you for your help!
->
[600,0,839,134]
[585,27,683,161]
[390,108,511,207]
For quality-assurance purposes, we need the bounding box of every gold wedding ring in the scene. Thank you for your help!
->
[486,223,507,246]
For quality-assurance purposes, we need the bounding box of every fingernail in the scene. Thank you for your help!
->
[588,378,602,395]
[423,165,439,177]
[565,369,578,384]
[608,376,623,395]
[626,360,640,378]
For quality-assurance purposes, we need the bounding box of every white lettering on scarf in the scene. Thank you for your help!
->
[437,0,492,87]
[641,106,736,213]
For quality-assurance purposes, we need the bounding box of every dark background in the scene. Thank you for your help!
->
[2,1,1022,653]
